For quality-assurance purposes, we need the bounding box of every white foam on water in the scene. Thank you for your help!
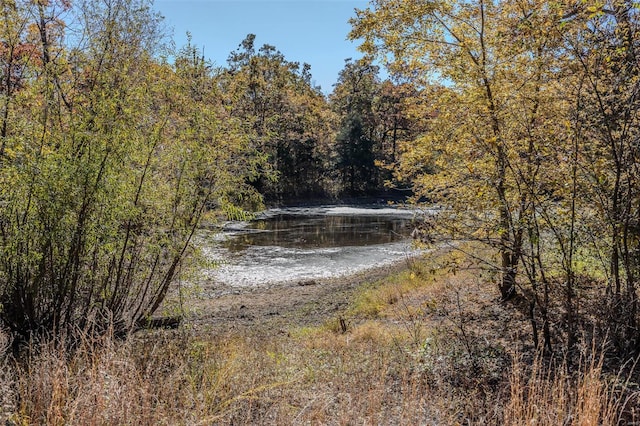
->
[255,205,428,220]
[196,205,431,288]
[200,239,420,287]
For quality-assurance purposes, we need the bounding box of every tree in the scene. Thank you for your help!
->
[373,80,421,166]
[0,0,257,344]
[0,0,40,155]
[351,0,640,355]
[173,35,264,217]
[220,34,335,202]
[561,1,640,351]
[351,0,571,302]
[331,57,381,195]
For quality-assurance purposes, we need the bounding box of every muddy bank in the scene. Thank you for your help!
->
[185,258,414,335]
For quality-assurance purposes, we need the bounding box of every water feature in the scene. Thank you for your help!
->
[197,205,427,288]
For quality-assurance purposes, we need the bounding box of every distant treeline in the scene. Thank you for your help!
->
[219,33,424,204]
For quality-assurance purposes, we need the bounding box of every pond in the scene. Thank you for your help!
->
[197,206,428,288]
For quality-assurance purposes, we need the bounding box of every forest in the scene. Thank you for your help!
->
[2,0,640,424]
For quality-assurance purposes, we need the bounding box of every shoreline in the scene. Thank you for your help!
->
[183,257,415,335]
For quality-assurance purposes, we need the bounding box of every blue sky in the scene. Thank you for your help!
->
[152,0,370,93]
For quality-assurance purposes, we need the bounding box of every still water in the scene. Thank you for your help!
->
[198,206,425,287]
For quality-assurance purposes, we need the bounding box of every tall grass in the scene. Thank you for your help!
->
[0,327,445,425]
[1,248,639,425]
[504,349,639,426]
[1,332,635,425]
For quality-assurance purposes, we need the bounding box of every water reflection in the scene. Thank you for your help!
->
[222,212,412,252]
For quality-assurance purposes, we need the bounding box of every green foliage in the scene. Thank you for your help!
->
[330,57,424,196]
[220,34,336,202]
[0,0,262,342]
[331,58,380,195]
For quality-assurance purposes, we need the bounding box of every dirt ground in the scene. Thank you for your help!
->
[182,260,412,335]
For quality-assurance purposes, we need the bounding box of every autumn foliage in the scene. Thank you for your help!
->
[352,0,640,356]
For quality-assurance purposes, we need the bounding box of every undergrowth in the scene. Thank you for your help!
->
[1,246,638,424]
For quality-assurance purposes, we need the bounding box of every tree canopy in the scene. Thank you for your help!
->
[351,0,640,354]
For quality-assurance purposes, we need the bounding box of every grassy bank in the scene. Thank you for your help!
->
[1,247,638,425]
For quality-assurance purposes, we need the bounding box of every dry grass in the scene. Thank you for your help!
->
[0,328,445,425]
[1,246,638,425]
[505,350,640,425]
